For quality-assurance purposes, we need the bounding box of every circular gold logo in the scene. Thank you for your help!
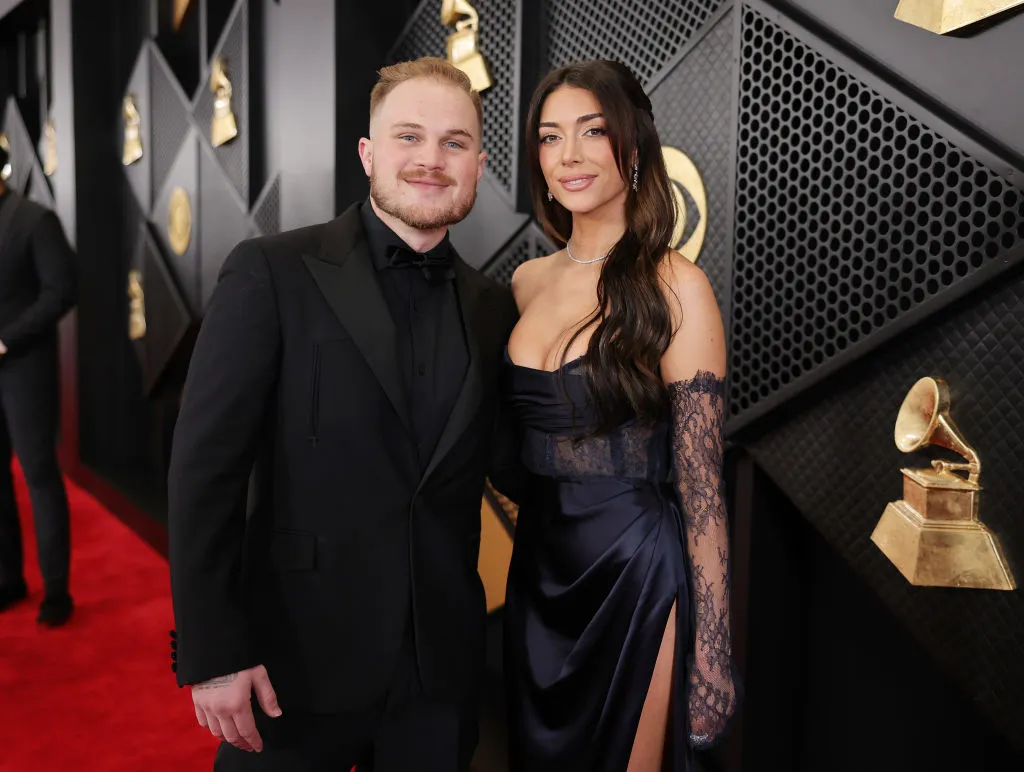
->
[662,146,707,263]
[167,187,192,255]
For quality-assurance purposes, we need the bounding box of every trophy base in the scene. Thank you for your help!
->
[871,500,1016,589]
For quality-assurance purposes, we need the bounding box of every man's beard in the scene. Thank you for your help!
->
[370,171,477,231]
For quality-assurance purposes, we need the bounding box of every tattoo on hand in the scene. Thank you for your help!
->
[195,673,239,690]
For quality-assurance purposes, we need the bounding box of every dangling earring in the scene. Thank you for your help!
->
[547,189,553,202]
[631,162,639,192]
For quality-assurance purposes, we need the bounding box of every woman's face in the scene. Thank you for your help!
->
[537,86,628,218]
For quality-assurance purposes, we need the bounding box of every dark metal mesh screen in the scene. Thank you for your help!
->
[649,8,734,315]
[253,175,281,236]
[747,266,1024,754]
[483,223,555,286]
[545,0,725,85]
[729,6,1024,424]
[149,47,192,205]
[192,1,249,204]
[389,1,519,196]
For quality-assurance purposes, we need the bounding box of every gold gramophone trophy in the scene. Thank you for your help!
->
[122,95,143,166]
[127,269,147,341]
[871,377,1015,590]
[441,0,492,93]
[210,57,239,148]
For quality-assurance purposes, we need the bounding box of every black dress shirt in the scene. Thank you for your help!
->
[359,200,468,469]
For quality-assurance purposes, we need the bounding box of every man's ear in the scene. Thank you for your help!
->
[358,137,373,178]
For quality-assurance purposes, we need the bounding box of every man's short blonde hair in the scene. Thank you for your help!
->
[370,57,484,139]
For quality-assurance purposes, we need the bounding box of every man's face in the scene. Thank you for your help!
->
[359,78,486,231]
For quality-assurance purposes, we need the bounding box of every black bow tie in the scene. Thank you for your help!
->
[387,245,454,283]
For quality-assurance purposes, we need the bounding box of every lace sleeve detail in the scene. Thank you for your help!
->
[668,371,738,749]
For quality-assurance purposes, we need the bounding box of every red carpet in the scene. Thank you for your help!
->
[0,462,219,771]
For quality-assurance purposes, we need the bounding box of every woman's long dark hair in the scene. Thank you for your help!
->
[526,60,678,433]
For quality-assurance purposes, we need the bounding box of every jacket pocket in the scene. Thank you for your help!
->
[308,343,322,445]
[269,528,317,572]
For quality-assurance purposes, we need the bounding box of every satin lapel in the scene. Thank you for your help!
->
[418,258,486,489]
[300,208,412,435]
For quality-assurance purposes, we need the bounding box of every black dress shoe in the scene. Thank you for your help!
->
[0,581,28,613]
[37,594,73,627]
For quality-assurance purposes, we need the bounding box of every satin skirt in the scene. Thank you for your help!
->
[504,476,693,772]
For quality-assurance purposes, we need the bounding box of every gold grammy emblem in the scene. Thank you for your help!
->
[43,119,57,177]
[871,377,1015,589]
[0,133,11,181]
[167,187,192,256]
[662,146,707,263]
[210,57,239,148]
[127,269,147,341]
[441,0,493,93]
[122,95,143,167]
[894,0,1024,34]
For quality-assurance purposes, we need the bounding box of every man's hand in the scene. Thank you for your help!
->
[0,340,6,356]
[191,664,281,753]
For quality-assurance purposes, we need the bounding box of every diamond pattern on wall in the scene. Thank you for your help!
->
[149,46,193,205]
[192,0,250,204]
[650,8,734,321]
[545,0,726,86]
[151,128,200,315]
[252,174,281,236]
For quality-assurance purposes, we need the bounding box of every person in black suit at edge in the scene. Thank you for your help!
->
[168,57,521,771]
[0,138,77,627]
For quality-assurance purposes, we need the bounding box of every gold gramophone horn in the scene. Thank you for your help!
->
[895,377,980,483]
[441,0,476,26]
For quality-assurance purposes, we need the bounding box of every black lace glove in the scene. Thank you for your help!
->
[669,371,738,749]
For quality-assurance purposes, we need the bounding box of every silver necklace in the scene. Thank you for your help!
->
[566,240,608,265]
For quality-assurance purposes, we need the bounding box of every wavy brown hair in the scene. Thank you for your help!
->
[526,60,678,432]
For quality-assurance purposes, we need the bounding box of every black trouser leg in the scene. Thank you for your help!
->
[0,344,70,599]
[0,395,24,588]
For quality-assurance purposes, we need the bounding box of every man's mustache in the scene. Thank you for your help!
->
[401,171,456,186]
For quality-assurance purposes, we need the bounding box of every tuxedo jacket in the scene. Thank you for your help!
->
[168,204,519,713]
[0,192,77,357]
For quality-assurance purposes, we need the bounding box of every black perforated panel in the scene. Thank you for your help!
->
[483,223,555,286]
[729,6,1024,425]
[747,266,1024,754]
[192,1,249,204]
[253,175,281,236]
[149,47,192,203]
[649,7,734,317]
[545,0,725,85]
[388,0,519,195]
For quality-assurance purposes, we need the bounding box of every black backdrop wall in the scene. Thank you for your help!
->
[2,1,1022,769]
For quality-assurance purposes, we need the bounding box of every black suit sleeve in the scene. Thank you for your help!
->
[488,286,529,504]
[0,210,77,351]
[168,240,281,687]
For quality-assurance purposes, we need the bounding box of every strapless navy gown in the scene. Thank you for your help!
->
[503,353,695,771]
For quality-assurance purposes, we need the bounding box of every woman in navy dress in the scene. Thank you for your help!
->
[502,60,738,771]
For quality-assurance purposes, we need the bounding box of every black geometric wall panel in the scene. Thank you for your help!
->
[136,223,194,398]
[483,222,555,286]
[27,165,54,209]
[728,5,1024,428]
[152,128,200,315]
[746,267,1024,753]
[252,174,281,236]
[192,0,250,205]
[1,98,34,193]
[149,45,193,206]
[545,0,726,86]
[649,6,734,319]
[122,46,153,214]
[388,0,520,198]
[198,140,250,310]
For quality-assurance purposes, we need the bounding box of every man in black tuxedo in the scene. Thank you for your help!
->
[168,57,519,771]
[0,141,77,626]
